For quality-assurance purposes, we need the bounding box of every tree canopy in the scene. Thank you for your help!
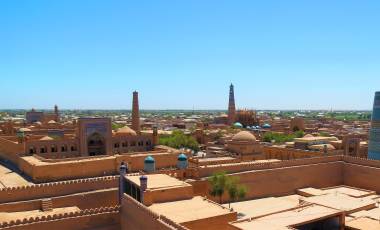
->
[159,130,200,152]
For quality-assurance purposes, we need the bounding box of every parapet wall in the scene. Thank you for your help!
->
[198,155,343,178]
[0,175,118,203]
[0,137,24,164]
[0,206,120,230]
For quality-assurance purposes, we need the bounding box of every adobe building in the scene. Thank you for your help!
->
[227,131,264,160]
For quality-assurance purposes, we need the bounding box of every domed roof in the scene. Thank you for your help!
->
[178,153,187,161]
[19,128,31,132]
[116,126,137,136]
[40,136,53,141]
[144,156,155,163]
[303,134,314,138]
[233,122,243,128]
[262,123,271,128]
[232,131,256,143]
[48,120,56,124]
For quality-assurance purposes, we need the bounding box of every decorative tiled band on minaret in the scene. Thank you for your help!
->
[132,91,140,133]
[228,84,236,125]
[369,91,380,160]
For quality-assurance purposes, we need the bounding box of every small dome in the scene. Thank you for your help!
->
[40,136,53,141]
[178,153,187,161]
[19,128,31,132]
[48,120,56,124]
[303,134,314,138]
[233,122,243,128]
[232,131,256,143]
[262,123,271,128]
[116,126,137,136]
[144,156,155,163]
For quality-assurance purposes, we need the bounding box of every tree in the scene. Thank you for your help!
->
[159,130,200,152]
[226,176,247,208]
[208,172,247,206]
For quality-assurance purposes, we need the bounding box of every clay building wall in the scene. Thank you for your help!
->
[0,206,120,230]
[193,161,344,203]
[121,194,186,230]
[0,176,118,203]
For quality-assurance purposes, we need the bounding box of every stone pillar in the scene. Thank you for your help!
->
[132,91,140,133]
[119,162,127,204]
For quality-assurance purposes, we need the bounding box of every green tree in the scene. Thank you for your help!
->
[159,130,200,152]
[208,172,248,206]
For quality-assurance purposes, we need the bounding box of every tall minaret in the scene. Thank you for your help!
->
[54,105,60,122]
[227,84,236,125]
[132,91,140,133]
[369,91,380,159]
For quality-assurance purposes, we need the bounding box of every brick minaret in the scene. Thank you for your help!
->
[54,105,60,122]
[227,84,236,125]
[132,91,140,133]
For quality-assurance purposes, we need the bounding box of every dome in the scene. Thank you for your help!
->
[262,123,271,128]
[40,136,53,141]
[233,122,243,128]
[178,153,187,161]
[232,131,256,143]
[19,128,31,132]
[48,120,56,124]
[144,156,155,164]
[303,134,314,138]
[116,126,137,136]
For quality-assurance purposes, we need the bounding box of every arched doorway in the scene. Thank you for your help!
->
[87,132,106,156]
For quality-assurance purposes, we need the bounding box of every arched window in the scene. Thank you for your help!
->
[40,146,47,153]
[114,142,120,148]
[146,141,151,146]
[71,145,77,152]
[29,146,36,154]
[131,141,136,147]
[61,145,67,152]
[51,145,57,153]
[122,142,128,147]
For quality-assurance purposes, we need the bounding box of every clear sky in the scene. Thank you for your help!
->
[1,1,380,110]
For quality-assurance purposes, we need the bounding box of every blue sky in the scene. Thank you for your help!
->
[1,0,379,110]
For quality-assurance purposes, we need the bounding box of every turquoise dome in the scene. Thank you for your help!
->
[233,122,243,128]
[178,153,187,161]
[262,123,271,128]
[144,156,155,164]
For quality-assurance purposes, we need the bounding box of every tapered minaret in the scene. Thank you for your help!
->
[369,92,380,159]
[228,84,236,125]
[54,105,60,122]
[131,91,140,133]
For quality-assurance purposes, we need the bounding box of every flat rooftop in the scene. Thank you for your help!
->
[231,204,342,230]
[125,174,190,190]
[297,186,375,198]
[148,196,234,223]
[304,193,375,213]
[223,195,302,219]
[0,163,31,188]
[346,217,380,230]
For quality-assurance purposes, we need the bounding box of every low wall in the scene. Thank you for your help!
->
[193,161,344,203]
[198,155,343,178]
[0,206,120,230]
[0,176,118,203]
[18,149,184,182]
[0,189,117,213]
